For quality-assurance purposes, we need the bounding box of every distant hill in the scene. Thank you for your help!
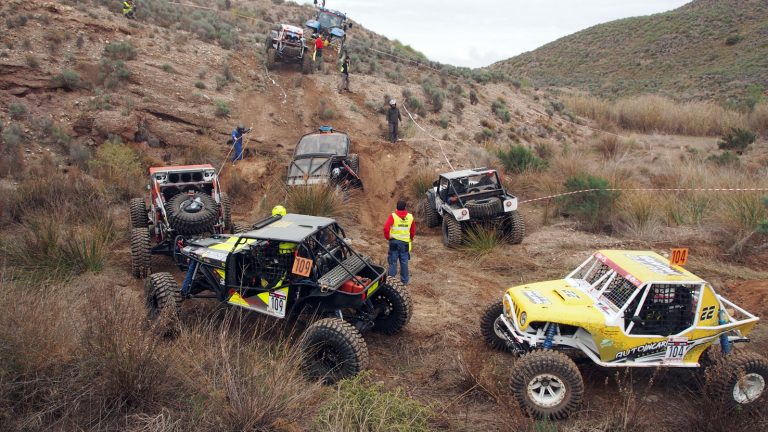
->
[490,0,768,105]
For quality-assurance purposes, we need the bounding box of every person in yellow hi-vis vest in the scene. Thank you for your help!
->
[122,0,136,19]
[383,200,415,285]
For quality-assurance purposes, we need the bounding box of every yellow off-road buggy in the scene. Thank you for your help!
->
[481,250,766,419]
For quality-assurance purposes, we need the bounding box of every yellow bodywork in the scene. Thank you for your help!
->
[503,250,759,365]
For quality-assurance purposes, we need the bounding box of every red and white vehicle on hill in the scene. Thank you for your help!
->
[129,164,233,278]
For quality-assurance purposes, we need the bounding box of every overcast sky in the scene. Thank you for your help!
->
[297,0,692,68]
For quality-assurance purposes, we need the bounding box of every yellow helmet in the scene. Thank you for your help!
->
[271,205,287,217]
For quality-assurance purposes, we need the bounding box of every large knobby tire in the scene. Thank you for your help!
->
[145,272,182,330]
[299,317,369,384]
[129,197,148,228]
[370,281,412,335]
[706,350,768,408]
[232,222,251,234]
[465,198,503,219]
[503,210,525,245]
[422,196,440,228]
[346,153,359,174]
[220,192,233,233]
[302,52,314,74]
[266,48,276,70]
[166,192,218,235]
[130,227,151,279]
[480,299,511,352]
[442,215,463,248]
[511,350,584,420]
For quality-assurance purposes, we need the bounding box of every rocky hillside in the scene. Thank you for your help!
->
[491,0,768,105]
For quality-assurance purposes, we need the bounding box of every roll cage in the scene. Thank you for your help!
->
[435,169,506,208]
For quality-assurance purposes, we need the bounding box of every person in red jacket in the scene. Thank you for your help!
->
[383,200,415,285]
[314,34,324,67]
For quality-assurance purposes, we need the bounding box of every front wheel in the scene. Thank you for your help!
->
[706,350,768,408]
[480,299,511,352]
[503,210,525,245]
[145,272,182,332]
[370,281,412,335]
[299,318,369,384]
[266,48,276,70]
[510,350,584,420]
[422,196,440,228]
[129,198,148,228]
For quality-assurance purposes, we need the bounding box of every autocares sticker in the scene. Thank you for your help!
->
[523,290,550,305]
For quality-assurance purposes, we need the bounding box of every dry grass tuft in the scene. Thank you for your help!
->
[286,184,347,218]
[564,94,748,136]
[617,192,662,238]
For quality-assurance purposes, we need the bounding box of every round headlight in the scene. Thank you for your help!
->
[520,312,527,326]
[502,297,511,315]
[461,209,468,216]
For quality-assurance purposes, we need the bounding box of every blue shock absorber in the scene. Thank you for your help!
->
[181,261,197,298]
[718,309,731,354]
[543,323,557,349]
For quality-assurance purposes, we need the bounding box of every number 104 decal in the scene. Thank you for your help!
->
[663,336,689,363]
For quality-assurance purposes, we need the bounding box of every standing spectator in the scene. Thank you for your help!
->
[231,124,250,163]
[386,99,402,143]
[314,33,324,67]
[339,56,350,92]
[383,200,415,285]
[122,0,136,19]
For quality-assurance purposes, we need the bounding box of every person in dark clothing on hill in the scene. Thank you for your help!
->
[339,56,350,92]
[383,200,415,285]
[386,99,402,143]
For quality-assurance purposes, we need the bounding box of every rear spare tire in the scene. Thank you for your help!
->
[130,227,151,279]
[346,153,360,173]
[166,192,218,235]
[465,198,503,219]
[300,317,369,384]
[370,281,412,335]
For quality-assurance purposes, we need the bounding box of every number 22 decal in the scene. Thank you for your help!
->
[700,305,715,321]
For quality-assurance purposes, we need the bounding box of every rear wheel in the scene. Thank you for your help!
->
[422,196,440,228]
[480,299,511,352]
[511,350,584,420]
[442,215,462,248]
[706,350,768,408]
[129,198,148,228]
[370,281,412,335]
[266,48,276,70]
[300,318,369,384]
[145,272,182,331]
[503,210,525,245]
[130,227,151,279]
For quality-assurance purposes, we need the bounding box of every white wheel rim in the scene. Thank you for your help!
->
[527,373,567,408]
[733,373,766,404]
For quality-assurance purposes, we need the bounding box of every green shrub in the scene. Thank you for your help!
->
[725,35,744,46]
[497,145,548,174]
[410,168,435,200]
[315,372,431,432]
[318,100,336,120]
[161,63,175,73]
[24,54,39,69]
[718,128,756,154]
[759,196,768,234]
[707,151,740,166]
[9,102,28,120]
[54,69,81,90]
[1,122,24,148]
[492,98,512,123]
[558,174,619,230]
[103,41,136,60]
[99,59,131,88]
[88,140,143,199]
[195,80,206,89]
[421,79,445,113]
[214,100,230,118]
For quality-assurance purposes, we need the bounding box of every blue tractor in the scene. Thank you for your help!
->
[305,7,352,61]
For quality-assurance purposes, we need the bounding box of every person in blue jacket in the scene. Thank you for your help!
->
[231,124,251,163]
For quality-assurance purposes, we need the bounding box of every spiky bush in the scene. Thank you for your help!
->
[497,145,548,174]
[717,128,756,154]
[286,185,345,218]
[315,372,432,432]
[462,224,505,256]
